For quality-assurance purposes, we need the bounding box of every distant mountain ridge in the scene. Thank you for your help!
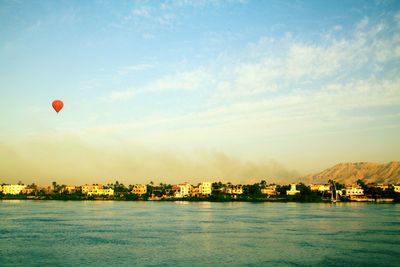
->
[302,161,400,185]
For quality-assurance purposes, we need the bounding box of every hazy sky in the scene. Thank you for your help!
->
[1,0,399,185]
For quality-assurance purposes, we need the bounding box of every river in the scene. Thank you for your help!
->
[0,201,399,266]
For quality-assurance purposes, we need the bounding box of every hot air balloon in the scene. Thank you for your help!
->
[52,100,64,113]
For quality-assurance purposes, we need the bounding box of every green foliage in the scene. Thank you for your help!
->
[125,194,140,201]
[113,181,129,193]
[276,185,290,195]
[210,193,231,202]
[212,182,225,190]
[2,178,398,203]
[356,179,367,190]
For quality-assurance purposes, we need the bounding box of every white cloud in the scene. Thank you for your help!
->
[132,6,152,17]
[212,13,399,101]
[102,76,400,141]
[116,63,154,76]
[114,5,179,35]
[160,0,247,10]
[157,14,177,27]
[105,13,400,144]
[395,11,400,23]
[109,69,209,101]
[110,90,136,101]
[148,69,209,92]
[356,16,369,29]
[333,25,342,31]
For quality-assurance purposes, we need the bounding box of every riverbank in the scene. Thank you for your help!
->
[0,195,397,203]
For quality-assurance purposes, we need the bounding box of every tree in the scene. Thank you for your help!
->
[357,179,366,190]
[147,182,154,196]
[297,183,322,201]
[52,181,60,193]
[368,186,383,200]
[28,183,37,190]
[276,185,291,195]
[113,180,128,194]
[335,182,345,190]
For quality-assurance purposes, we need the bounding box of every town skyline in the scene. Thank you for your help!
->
[2,178,399,204]
[1,1,399,185]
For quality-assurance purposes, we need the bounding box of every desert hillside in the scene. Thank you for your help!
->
[302,161,400,185]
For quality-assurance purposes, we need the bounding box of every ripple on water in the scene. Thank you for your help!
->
[0,201,399,266]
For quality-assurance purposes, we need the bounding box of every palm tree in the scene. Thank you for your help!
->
[357,179,366,188]
[29,183,38,194]
[260,180,267,188]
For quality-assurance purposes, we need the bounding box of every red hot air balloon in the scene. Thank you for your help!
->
[52,100,64,113]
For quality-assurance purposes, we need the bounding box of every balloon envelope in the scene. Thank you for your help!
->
[52,100,64,113]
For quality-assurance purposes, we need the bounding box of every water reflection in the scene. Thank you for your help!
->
[0,201,399,266]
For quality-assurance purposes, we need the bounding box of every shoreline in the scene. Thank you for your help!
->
[0,196,397,204]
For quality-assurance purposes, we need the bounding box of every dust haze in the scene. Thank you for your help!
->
[0,135,299,186]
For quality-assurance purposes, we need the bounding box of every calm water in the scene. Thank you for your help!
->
[0,201,399,266]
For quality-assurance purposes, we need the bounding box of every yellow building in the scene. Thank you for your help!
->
[310,184,331,192]
[189,182,212,197]
[87,188,114,196]
[344,186,364,197]
[21,188,35,194]
[60,185,77,193]
[82,184,114,196]
[82,184,103,194]
[393,185,400,193]
[224,185,243,195]
[131,184,147,195]
[199,182,212,195]
[174,183,191,198]
[286,184,300,195]
[2,184,26,195]
[190,186,200,197]
[261,185,277,195]
[376,184,390,190]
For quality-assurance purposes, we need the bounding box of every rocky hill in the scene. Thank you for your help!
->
[302,161,400,185]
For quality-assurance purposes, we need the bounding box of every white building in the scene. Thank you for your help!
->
[286,184,300,195]
[87,188,114,196]
[394,185,400,193]
[1,184,26,195]
[310,184,331,192]
[175,183,191,198]
[82,184,114,196]
[199,182,212,195]
[60,185,77,193]
[190,186,200,197]
[82,184,102,194]
[224,185,243,195]
[232,185,243,194]
[344,186,364,197]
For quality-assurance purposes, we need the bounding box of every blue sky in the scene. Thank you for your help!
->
[1,0,399,185]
